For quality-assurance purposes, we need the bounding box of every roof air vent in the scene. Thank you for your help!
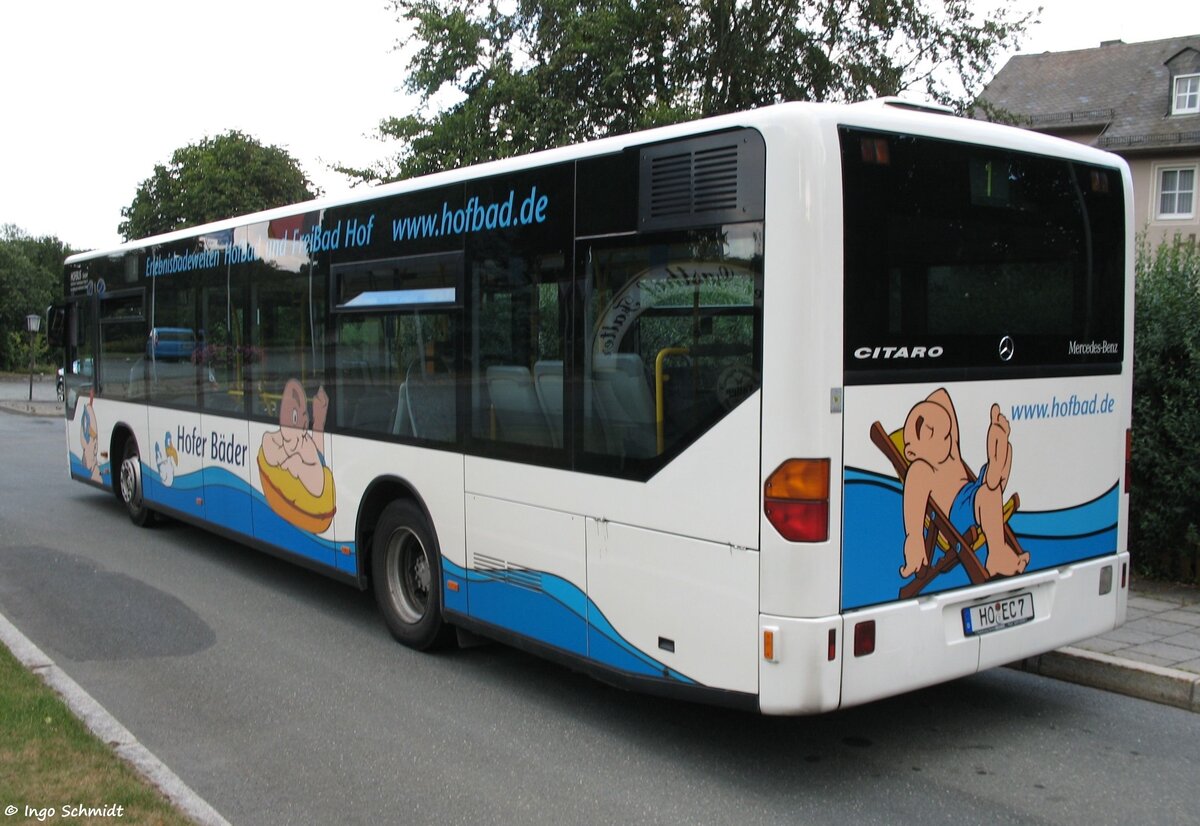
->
[639,128,765,232]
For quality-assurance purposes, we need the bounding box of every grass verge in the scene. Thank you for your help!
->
[0,643,192,825]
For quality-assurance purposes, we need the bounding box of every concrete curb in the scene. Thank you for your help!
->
[0,611,231,826]
[1013,646,1200,713]
[0,400,62,418]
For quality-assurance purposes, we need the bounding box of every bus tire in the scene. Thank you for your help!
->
[372,500,446,650]
[119,436,155,527]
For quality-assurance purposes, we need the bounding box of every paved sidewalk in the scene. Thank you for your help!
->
[0,373,62,417]
[1084,579,1200,671]
[0,397,62,416]
[1015,577,1200,712]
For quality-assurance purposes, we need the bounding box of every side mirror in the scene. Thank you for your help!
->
[45,303,67,349]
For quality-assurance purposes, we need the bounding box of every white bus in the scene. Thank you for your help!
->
[56,100,1131,714]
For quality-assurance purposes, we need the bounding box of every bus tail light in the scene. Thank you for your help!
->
[764,459,830,542]
[853,621,875,657]
[1125,428,1132,493]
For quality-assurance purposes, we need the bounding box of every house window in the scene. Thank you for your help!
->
[1174,74,1200,115]
[1158,167,1196,218]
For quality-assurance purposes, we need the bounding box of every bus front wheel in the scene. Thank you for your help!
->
[372,500,446,650]
[119,437,155,527]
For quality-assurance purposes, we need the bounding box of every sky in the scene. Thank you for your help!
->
[2,0,1198,253]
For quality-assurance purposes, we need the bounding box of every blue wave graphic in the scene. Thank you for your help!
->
[70,454,112,487]
[842,468,1119,610]
[141,463,347,568]
[442,558,695,684]
[89,456,681,682]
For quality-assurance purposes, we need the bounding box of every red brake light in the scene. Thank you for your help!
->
[1125,428,1132,493]
[764,500,829,542]
[854,621,876,657]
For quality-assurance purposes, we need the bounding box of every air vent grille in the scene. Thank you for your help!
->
[639,129,764,231]
[473,553,543,593]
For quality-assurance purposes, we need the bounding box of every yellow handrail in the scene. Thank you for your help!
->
[655,347,690,454]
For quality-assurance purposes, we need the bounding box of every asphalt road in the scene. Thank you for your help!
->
[1,408,1198,825]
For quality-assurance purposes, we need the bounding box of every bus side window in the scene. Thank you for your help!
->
[250,266,325,421]
[581,225,763,464]
[335,311,458,442]
[97,291,146,402]
[469,255,568,454]
[331,251,462,442]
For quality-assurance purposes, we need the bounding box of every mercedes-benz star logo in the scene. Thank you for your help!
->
[998,335,1015,362]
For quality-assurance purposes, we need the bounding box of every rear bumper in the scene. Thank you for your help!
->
[759,552,1128,715]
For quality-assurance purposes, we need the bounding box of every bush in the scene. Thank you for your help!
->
[1131,236,1200,581]
[4,329,52,374]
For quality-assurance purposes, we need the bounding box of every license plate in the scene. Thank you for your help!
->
[962,592,1034,636]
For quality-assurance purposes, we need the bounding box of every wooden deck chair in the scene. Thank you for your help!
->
[869,422,1024,600]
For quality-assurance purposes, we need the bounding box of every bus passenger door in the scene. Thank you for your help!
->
[246,251,336,569]
[200,406,254,538]
[138,301,208,521]
[145,407,207,521]
[199,275,255,538]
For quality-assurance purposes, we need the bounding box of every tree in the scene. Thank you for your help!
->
[119,131,319,241]
[0,225,70,370]
[344,0,1036,183]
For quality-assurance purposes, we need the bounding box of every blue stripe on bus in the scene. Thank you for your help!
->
[442,558,696,684]
[69,454,112,487]
[134,463,690,682]
[141,463,344,567]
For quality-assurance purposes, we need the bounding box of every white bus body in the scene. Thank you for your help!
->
[60,101,1131,714]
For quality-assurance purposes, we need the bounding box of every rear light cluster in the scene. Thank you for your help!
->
[764,459,830,542]
[1125,428,1132,493]
[853,620,876,657]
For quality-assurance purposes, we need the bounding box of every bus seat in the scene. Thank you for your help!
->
[592,353,656,457]
[347,386,394,432]
[406,372,456,442]
[533,360,564,448]
[392,383,413,437]
[487,365,552,447]
[128,359,147,399]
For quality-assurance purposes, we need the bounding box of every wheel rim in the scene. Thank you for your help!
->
[385,527,430,624]
[120,456,140,509]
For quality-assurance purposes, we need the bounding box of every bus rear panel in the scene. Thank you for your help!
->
[759,111,1131,713]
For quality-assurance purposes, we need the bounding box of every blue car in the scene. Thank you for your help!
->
[147,327,196,360]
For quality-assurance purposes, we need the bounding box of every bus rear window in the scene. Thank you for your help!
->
[840,128,1125,380]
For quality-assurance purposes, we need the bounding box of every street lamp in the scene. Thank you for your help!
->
[25,313,41,402]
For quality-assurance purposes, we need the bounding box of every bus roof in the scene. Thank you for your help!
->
[66,99,1127,266]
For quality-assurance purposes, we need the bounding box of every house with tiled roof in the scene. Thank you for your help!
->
[977,35,1200,245]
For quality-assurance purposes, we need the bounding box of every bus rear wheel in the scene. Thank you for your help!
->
[119,436,155,527]
[372,500,446,650]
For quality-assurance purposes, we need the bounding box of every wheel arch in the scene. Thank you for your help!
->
[355,474,438,586]
[108,421,137,495]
